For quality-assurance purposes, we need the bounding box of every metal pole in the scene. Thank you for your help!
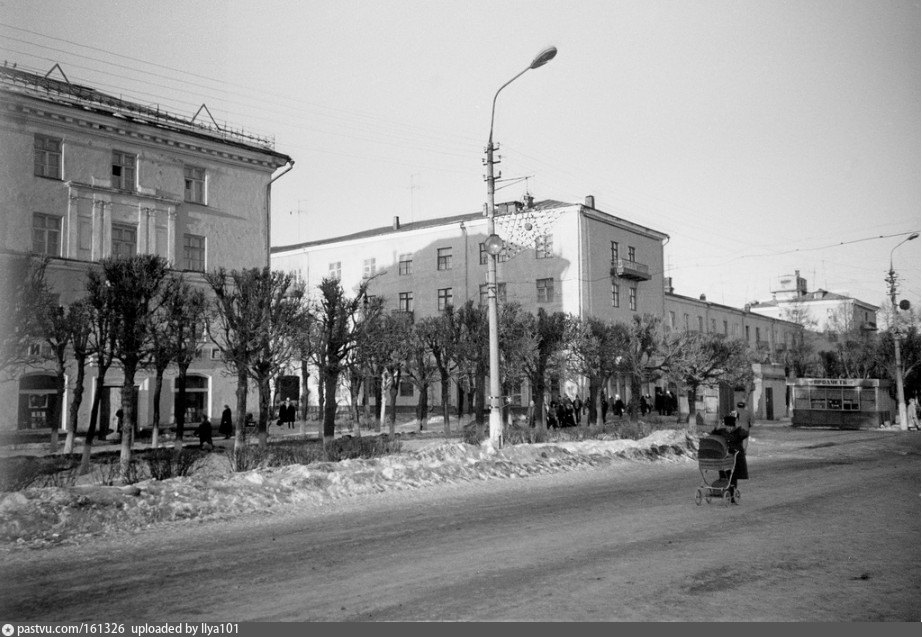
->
[888,232,918,430]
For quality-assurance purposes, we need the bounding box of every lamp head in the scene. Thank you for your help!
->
[908,232,920,241]
[530,46,558,69]
[484,234,505,256]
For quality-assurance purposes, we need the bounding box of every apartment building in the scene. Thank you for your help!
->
[0,65,293,433]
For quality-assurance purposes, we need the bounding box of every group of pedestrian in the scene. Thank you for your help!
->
[654,388,678,416]
[276,398,297,428]
[546,395,584,428]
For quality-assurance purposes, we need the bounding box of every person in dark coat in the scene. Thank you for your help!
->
[196,416,214,450]
[614,395,625,418]
[600,391,609,423]
[219,405,233,439]
[547,400,558,428]
[573,395,583,425]
[282,398,296,429]
[709,415,749,503]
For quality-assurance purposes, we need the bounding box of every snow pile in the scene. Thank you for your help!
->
[0,430,696,550]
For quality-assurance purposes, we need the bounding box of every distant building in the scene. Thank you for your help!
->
[0,65,293,434]
[747,270,879,333]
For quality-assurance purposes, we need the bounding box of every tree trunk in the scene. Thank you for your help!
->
[474,373,485,427]
[119,362,137,483]
[687,384,700,434]
[374,375,383,433]
[416,382,429,431]
[151,367,165,449]
[50,360,65,454]
[79,366,108,475]
[531,381,547,436]
[317,367,326,422]
[233,369,248,465]
[299,361,310,422]
[257,377,270,448]
[388,384,398,436]
[322,368,339,444]
[441,372,452,436]
[587,379,599,426]
[174,364,189,451]
[64,357,86,454]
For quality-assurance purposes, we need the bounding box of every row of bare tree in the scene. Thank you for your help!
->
[3,253,766,481]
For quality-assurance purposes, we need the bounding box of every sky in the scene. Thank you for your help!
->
[1,0,919,315]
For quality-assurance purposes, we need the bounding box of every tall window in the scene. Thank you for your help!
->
[745,325,750,341]
[363,258,376,278]
[111,223,137,258]
[398,254,412,275]
[628,246,636,262]
[32,213,62,256]
[34,134,62,179]
[536,278,554,303]
[479,243,488,265]
[437,247,452,270]
[723,320,728,335]
[711,318,717,333]
[535,234,553,259]
[611,282,620,308]
[756,327,761,342]
[479,283,506,305]
[111,151,136,191]
[399,292,414,312]
[684,313,690,331]
[437,287,453,311]
[610,241,619,263]
[328,262,341,280]
[183,234,205,271]
[669,311,676,330]
[184,166,206,204]
[697,316,704,332]
[629,286,637,311]
[399,380,414,397]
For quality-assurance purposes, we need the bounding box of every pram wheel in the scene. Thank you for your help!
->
[723,491,732,507]
[733,488,741,504]
[695,489,703,505]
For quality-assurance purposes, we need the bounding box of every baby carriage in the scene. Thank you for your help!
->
[694,434,739,506]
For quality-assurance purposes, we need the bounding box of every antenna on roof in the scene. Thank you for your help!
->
[43,63,71,84]
[191,103,222,130]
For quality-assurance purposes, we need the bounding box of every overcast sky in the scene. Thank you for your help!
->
[2,0,919,314]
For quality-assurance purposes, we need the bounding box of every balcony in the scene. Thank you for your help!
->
[610,258,651,282]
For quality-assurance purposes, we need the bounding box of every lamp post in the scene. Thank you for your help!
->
[887,231,919,430]
[483,46,557,449]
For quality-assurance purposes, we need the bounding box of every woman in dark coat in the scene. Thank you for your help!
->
[219,405,233,439]
[196,416,214,450]
[709,415,749,502]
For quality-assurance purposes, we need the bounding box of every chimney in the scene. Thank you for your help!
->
[392,216,400,230]
[663,277,674,294]
[585,195,595,208]
[699,293,707,301]
[524,193,534,208]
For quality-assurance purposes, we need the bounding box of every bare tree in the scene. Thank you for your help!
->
[80,270,118,475]
[63,300,93,454]
[415,309,462,435]
[564,315,629,425]
[521,308,567,433]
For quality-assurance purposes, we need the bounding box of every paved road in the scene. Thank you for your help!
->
[2,424,919,621]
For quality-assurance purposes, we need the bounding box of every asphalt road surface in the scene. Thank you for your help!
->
[2,423,919,621]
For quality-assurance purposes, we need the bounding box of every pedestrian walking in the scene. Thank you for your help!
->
[614,395,624,418]
[573,395,583,425]
[196,415,214,450]
[907,397,921,431]
[219,404,233,439]
[282,398,296,429]
[709,415,749,503]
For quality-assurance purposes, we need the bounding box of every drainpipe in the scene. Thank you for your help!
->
[266,159,295,268]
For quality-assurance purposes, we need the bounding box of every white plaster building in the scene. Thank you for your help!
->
[0,65,293,435]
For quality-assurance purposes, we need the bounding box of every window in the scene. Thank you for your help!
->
[363,258,376,279]
[629,286,637,311]
[479,283,506,305]
[184,166,206,204]
[684,313,690,331]
[328,262,341,280]
[745,325,751,341]
[398,254,412,276]
[210,348,222,360]
[34,134,62,179]
[437,247,452,270]
[479,243,488,265]
[535,234,553,259]
[723,320,728,335]
[111,151,136,191]
[710,318,717,333]
[497,246,510,263]
[697,316,704,332]
[611,283,620,308]
[398,292,414,312]
[628,246,636,262]
[32,213,61,256]
[437,287,453,311]
[536,278,554,303]
[610,241,619,263]
[183,234,205,271]
[669,311,676,330]
[399,380,414,397]
[111,223,137,258]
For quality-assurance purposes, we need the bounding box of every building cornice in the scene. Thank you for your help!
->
[1,94,291,170]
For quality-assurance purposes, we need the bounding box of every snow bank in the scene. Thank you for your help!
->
[0,430,696,550]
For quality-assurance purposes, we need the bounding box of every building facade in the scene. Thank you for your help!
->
[0,66,293,434]
[272,196,802,421]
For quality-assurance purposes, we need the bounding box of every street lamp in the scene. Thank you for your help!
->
[483,46,557,449]
[887,231,919,430]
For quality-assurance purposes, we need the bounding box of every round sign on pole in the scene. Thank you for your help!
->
[899,299,911,311]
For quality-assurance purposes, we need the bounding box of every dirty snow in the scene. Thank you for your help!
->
[0,429,697,550]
